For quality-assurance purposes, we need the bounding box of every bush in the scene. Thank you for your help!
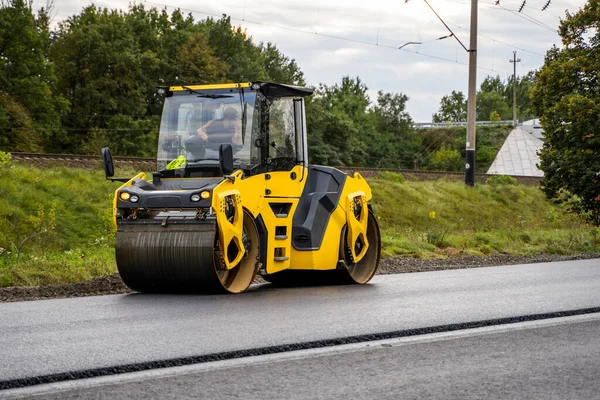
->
[430,145,463,171]
[376,171,405,184]
[0,151,11,167]
[486,175,518,186]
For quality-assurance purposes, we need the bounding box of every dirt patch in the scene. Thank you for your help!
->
[0,275,131,303]
[1,253,599,303]
[377,252,600,274]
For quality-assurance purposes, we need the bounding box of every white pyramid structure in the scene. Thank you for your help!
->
[487,127,544,177]
[521,118,544,140]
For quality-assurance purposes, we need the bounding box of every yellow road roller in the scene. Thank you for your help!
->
[102,82,380,294]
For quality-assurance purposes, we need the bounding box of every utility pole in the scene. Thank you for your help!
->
[509,51,521,128]
[465,0,478,186]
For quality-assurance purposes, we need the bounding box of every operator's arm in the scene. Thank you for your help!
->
[197,120,214,141]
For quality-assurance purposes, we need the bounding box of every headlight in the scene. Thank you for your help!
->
[130,195,139,203]
[191,191,210,202]
[119,192,130,201]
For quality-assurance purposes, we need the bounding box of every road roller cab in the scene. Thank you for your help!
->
[103,82,380,294]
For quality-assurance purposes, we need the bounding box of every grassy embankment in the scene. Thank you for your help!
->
[0,162,598,288]
[372,173,598,257]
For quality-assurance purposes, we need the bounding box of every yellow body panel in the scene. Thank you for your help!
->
[212,167,372,273]
[265,165,306,198]
[260,199,299,273]
[170,83,251,91]
[211,166,306,274]
[215,188,244,269]
[113,168,372,274]
[288,172,372,270]
[345,191,369,263]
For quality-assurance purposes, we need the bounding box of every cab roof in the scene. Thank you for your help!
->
[167,82,314,98]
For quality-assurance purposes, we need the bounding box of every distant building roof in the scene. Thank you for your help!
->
[521,118,544,140]
[487,127,544,177]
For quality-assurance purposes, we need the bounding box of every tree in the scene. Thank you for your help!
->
[200,16,266,82]
[307,77,372,166]
[479,75,505,94]
[0,0,68,151]
[371,91,419,168]
[476,91,510,121]
[476,76,511,121]
[531,0,600,225]
[176,31,228,84]
[434,73,538,124]
[432,90,467,122]
[260,42,305,86]
[51,6,155,154]
[504,70,536,121]
[0,93,43,151]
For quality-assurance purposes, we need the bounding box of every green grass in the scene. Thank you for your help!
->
[370,176,598,258]
[0,162,140,287]
[0,161,597,288]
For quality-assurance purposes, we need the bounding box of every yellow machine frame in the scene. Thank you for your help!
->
[109,82,379,293]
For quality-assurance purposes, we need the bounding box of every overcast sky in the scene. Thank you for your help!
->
[35,0,586,121]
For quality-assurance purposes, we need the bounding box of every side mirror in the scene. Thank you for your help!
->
[101,147,129,182]
[219,144,234,175]
[101,147,115,178]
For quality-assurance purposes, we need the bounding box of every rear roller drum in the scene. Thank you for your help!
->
[116,211,259,294]
[339,209,381,284]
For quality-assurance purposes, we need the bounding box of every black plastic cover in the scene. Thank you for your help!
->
[292,166,347,250]
[116,177,222,209]
[253,82,314,98]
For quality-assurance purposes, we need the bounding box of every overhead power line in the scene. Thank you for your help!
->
[439,0,561,25]
[420,0,470,52]
[516,2,562,19]
[495,3,557,32]
[447,21,546,57]
[415,0,549,57]
[399,33,455,49]
[142,0,511,75]
[542,0,551,11]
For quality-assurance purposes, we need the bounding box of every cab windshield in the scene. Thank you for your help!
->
[157,88,256,171]
[157,86,304,175]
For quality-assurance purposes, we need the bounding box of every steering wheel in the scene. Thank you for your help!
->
[184,135,207,160]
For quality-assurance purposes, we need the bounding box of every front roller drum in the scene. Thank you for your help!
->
[264,209,381,287]
[116,212,259,294]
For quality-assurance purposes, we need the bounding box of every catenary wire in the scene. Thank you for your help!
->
[142,0,512,75]
[413,0,552,57]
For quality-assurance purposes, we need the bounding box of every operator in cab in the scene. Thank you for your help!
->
[196,107,242,146]
[185,106,242,161]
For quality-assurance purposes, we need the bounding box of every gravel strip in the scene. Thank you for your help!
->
[1,253,599,303]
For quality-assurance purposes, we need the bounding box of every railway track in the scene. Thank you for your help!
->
[9,152,541,185]
[11,152,154,163]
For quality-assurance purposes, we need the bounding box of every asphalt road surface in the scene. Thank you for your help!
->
[1,259,600,396]
[8,314,600,399]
